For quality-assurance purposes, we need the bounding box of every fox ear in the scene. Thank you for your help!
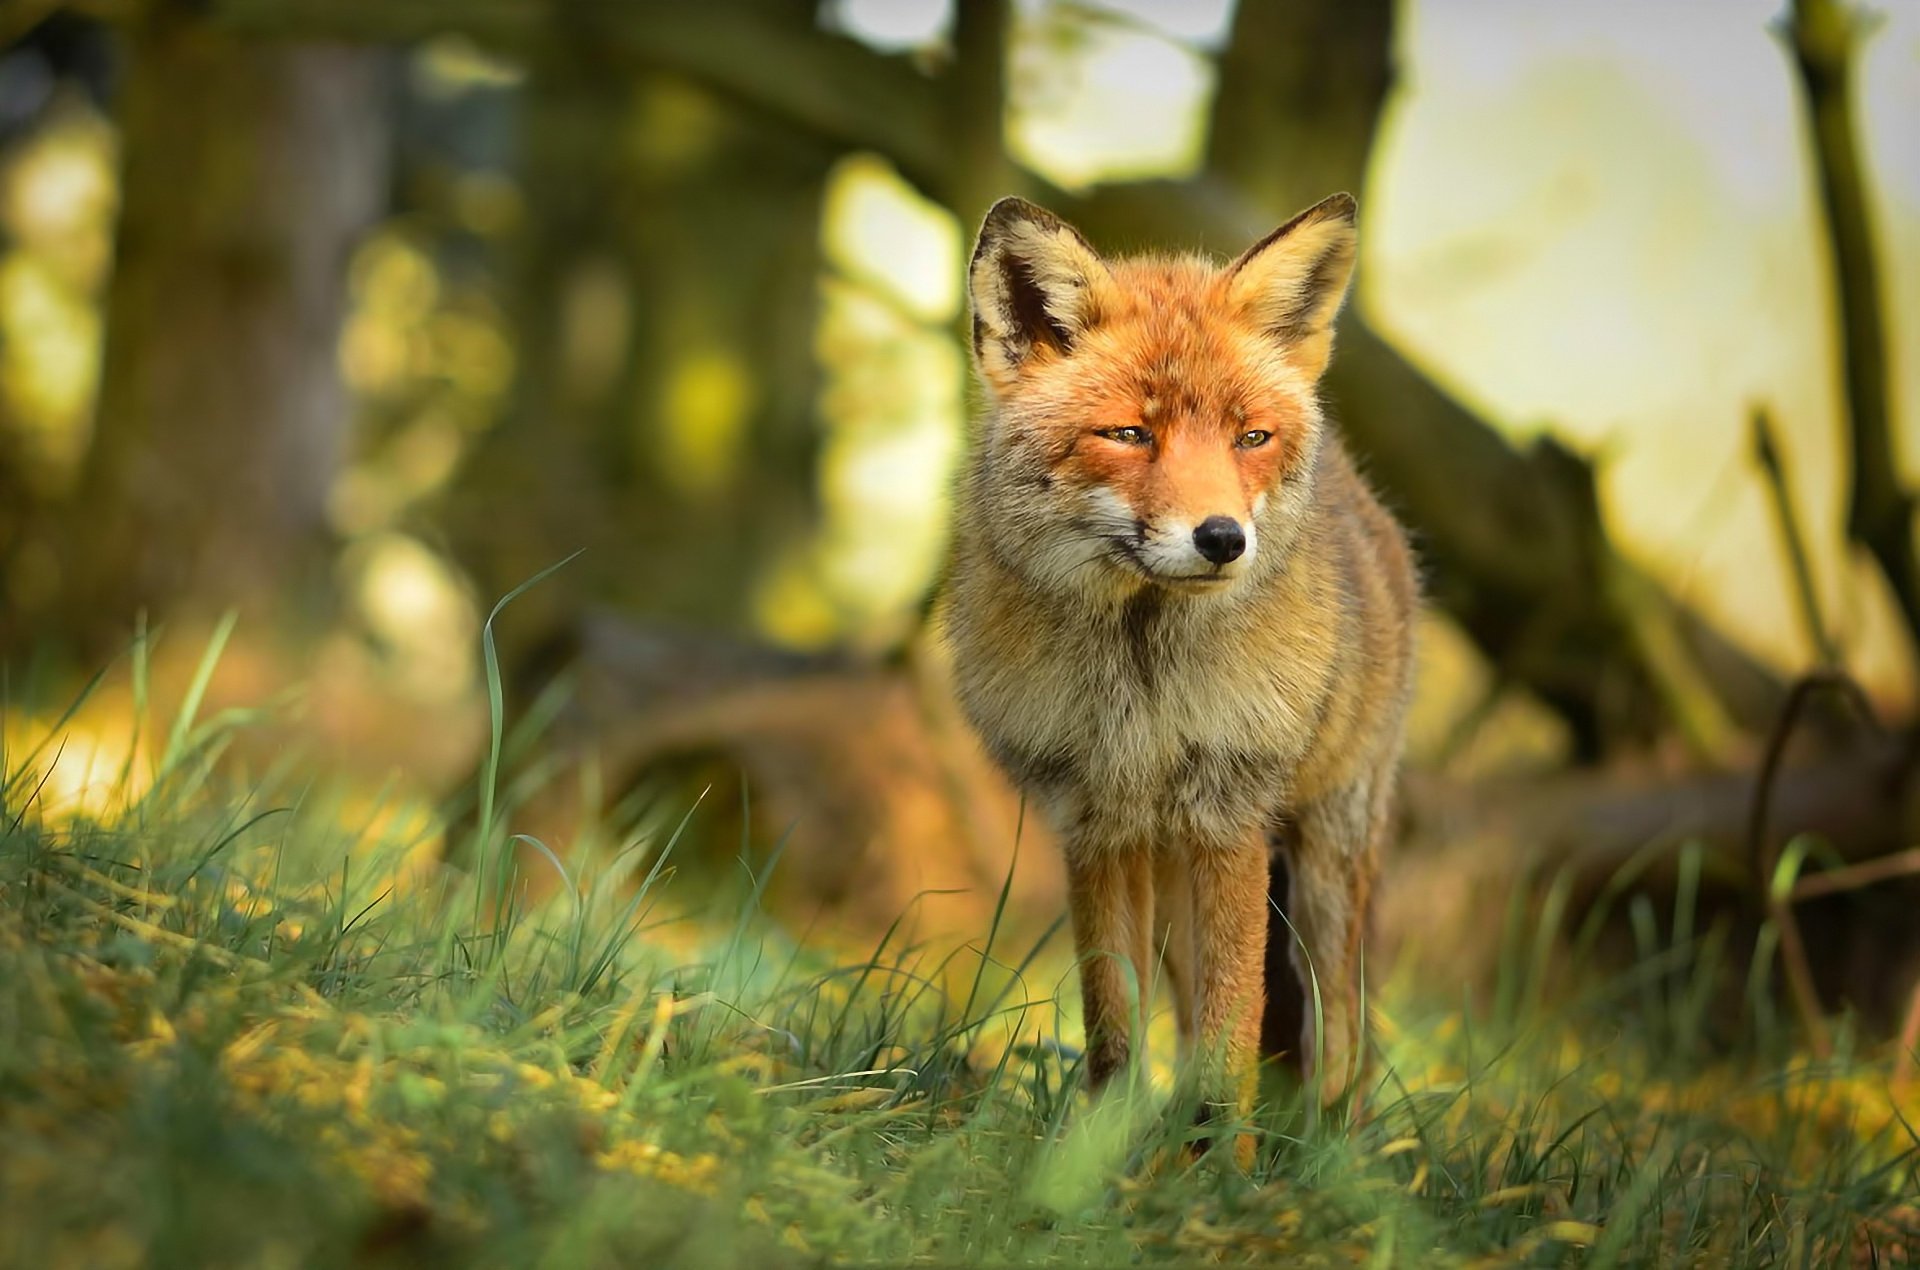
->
[968,197,1110,387]
[1226,192,1358,381]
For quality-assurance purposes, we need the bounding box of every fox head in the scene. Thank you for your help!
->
[964,193,1358,600]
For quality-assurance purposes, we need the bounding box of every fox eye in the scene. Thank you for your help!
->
[1101,426,1151,446]
[1237,429,1273,449]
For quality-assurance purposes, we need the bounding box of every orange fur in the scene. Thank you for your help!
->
[941,193,1417,1159]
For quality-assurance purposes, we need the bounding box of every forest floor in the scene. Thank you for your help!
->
[3,639,1919,1268]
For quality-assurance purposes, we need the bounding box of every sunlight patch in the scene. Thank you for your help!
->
[1007,9,1213,190]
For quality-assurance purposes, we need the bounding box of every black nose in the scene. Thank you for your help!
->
[1192,516,1246,565]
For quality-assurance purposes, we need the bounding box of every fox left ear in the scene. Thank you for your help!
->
[968,197,1112,391]
[1225,192,1359,382]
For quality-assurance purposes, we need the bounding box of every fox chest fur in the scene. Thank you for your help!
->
[942,446,1392,859]
[952,595,1314,853]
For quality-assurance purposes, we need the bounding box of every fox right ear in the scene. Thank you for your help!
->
[1226,192,1359,382]
[968,198,1111,389]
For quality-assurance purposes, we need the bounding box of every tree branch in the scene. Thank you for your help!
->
[1784,0,1920,650]
[942,0,1013,229]
[203,0,957,199]
[1206,0,1392,209]
[1754,405,1838,666]
[1,0,66,48]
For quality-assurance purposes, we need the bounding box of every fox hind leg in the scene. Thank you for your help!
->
[1259,843,1309,1077]
[1286,778,1384,1106]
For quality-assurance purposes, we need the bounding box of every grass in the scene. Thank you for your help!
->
[2,630,1918,1267]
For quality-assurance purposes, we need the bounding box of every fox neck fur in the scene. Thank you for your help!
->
[942,430,1412,858]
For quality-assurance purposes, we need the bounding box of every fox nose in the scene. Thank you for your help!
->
[1192,516,1246,565]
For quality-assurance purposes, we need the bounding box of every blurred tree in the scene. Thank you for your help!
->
[448,9,833,668]
[0,424,31,626]
[40,0,1802,752]
[389,0,1780,756]
[1787,0,1918,649]
[55,5,388,656]
[0,16,113,648]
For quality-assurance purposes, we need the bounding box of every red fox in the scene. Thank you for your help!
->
[940,193,1416,1151]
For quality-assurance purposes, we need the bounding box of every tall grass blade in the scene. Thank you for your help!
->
[161,610,236,774]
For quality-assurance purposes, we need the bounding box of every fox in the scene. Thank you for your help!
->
[938,192,1417,1153]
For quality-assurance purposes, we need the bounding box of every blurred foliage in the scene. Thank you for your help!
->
[768,154,963,649]
[1,1,1916,748]
[0,96,110,504]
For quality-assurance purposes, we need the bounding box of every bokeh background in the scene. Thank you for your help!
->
[1,0,1916,1015]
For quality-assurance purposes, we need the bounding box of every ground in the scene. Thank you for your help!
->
[2,644,1916,1268]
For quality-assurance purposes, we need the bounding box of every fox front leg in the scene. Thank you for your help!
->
[1150,851,1197,1059]
[1065,849,1155,1090]
[1187,837,1271,1165]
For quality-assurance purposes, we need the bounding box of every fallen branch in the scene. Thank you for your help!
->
[1745,669,1879,889]
[1745,668,1882,1058]
[1790,846,1920,902]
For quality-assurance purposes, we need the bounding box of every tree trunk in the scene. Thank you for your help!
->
[1786,0,1918,647]
[450,16,831,671]
[1189,0,1780,753]
[1206,0,1389,205]
[59,9,387,656]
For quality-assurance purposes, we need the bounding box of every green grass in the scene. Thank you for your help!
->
[2,634,1917,1267]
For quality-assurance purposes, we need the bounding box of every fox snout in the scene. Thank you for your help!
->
[1192,516,1246,565]
[1126,505,1258,585]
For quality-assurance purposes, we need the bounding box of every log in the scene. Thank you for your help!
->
[517,619,1915,1026]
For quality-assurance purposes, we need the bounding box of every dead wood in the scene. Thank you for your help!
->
[511,619,1917,1029]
